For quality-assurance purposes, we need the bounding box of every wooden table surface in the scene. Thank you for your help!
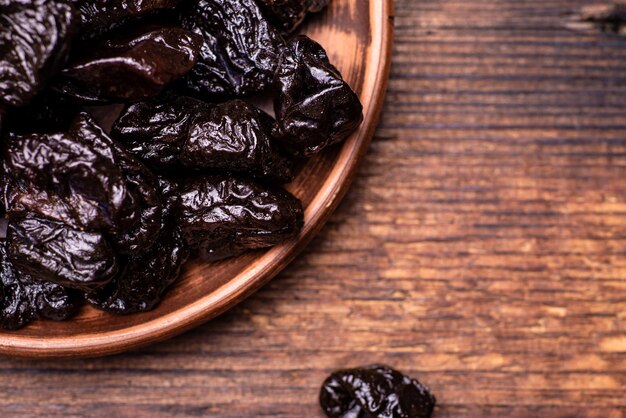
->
[3,0,626,416]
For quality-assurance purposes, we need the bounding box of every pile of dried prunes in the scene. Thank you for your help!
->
[0,0,363,329]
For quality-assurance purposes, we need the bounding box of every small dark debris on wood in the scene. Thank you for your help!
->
[568,3,626,35]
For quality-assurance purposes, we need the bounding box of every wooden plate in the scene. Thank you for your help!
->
[0,0,394,359]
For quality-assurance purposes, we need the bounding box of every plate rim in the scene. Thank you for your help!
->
[0,0,395,359]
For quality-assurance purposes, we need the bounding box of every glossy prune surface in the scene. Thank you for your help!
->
[273,35,363,157]
[4,112,162,256]
[181,100,294,182]
[320,365,436,418]
[74,0,185,39]
[0,0,78,107]
[3,116,129,232]
[7,215,119,292]
[111,95,210,169]
[0,241,81,330]
[87,225,188,314]
[156,175,182,227]
[180,0,284,99]
[79,116,163,255]
[113,97,294,182]
[178,175,303,262]
[56,26,202,103]
[256,0,330,32]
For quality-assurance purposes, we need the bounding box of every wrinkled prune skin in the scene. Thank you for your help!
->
[110,149,162,254]
[72,115,162,254]
[181,100,294,182]
[87,226,188,314]
[56,26,202,103]
[178,175,303,262]
[112,97,294,182]
[7,216,119,292]
[0,0,78,107]
[4,113,162,255]
[111,95,210,169]
[3,119,129,232]
[74,0,185,39]
[27,277,82,321]
[1,240,81,330]
[0,241,35,329]
[273,35,363,157]
[256,0,330,32]
[320,365,436,418]
[157,175,181,226]
[180,0,284,99]
[2,89,79,135]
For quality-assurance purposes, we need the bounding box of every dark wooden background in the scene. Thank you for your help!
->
[2,0,626,416]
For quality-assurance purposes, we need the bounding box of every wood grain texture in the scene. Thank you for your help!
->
[2,0,626,416]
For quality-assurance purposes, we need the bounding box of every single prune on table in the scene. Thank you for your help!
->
[179,0,285,99]
[178,175,303,262]
[272,35,363,157]
[0,0,78,107]
[55,26,203,103]
[112,98,294,182]
[111,94,210,169]
[87,225,188,314]
[70,114,163,255]
[256,0,330,32]
[320,365,436,418]
[73,0,185,39]
[7,215,119,292]
[0,240,81,330]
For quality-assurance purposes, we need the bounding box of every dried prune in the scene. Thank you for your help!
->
[256,0,330,32]
[111,95,210,169]
[178,175,303,261]
[0,0,78,107]
[56,26,202,103]
[87,225,188,314]
[273,35,363,157]
[110,152,162,255]
[0,241,35,329]
[1,240,81,330]
[179,0,284,99]
[112,97,294,182]
[3,118,129,232]
[181,100,294,182]
[71,115,162,254]
[320,365,436,418]
[74,0,185,39]
[7,215,119,292]
[3,112,162,255]
[157,175,181,225]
